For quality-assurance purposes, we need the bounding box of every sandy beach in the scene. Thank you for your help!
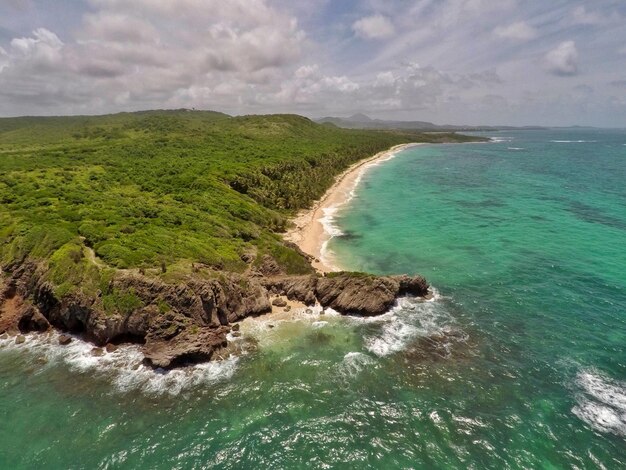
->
[284,143,422,272]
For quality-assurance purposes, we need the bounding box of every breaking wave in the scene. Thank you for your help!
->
[572,369,626,437]
[0,332,238,396]
[358,290,456,357]
[337,351,377,379]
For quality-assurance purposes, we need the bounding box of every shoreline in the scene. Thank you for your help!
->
[285,143,422,272]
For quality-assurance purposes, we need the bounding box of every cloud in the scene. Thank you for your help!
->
[609,80,626,89]
[0,0,305,114]
[0,0,625,126]
[352,14,395,40]
[494,21,537,41]
[545,41,579,76]
[567,6,620,26]
[4,0,32,10]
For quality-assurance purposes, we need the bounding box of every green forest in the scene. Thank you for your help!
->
[0,109,481,297]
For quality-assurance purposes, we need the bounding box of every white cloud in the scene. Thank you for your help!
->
[494,21,537,41]
[0,0,625,126]
[545,41,579,76]
[0,0,305,113]
[353,14,395,40]
[294,64,320,79]
[0,46,8,72]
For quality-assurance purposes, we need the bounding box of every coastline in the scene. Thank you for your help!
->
[1,141,433,371]
[285,143,422,272]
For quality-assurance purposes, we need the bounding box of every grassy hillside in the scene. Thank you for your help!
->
[0,109,481,297]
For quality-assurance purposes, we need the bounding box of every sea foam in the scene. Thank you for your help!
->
[0,331,238,395]
[572,369,626,437]
[360,290,454,357]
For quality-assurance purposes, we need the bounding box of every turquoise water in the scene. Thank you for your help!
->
[1,130,625,468]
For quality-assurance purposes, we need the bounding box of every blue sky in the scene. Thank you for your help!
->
[1,0,625,126]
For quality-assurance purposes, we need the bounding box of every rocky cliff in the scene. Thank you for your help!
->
[0,261,429,369]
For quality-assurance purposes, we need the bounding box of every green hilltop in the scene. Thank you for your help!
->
[0,109,482,297]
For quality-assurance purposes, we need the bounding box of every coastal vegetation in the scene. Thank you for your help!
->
[0,109,482,299]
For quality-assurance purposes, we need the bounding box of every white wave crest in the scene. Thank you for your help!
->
[572,369,626,437]
[550,140,597,143]
[338,351,376,378]
[0,332,238,396]
[508,147,524,151]
[363,291,452,357]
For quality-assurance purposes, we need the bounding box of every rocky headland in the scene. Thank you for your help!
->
[0,259,429,369]
[0,142,435,369]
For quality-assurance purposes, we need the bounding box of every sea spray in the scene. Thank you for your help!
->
[572,369,626,437]
[0,332,239,396]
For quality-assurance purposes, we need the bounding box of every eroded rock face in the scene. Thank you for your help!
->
[143,325,231,369]
[265,273,430,316]
[316,275,400,316]
[262,275,318,306]
[0,262,429,369]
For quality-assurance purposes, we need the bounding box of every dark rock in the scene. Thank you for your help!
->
[105,343,118,353]
[91,347,104,357]
[58,334,72,345]
[257,255,284,276]
[231,323,240,332]
[15,334,26,344]
[272,297,287,307]
[231,331,241,338]
[316,274,399,316]
[396,274,429,297]
[268,324,275,329]
[240,252,255,264]
[284,305,291,312]
[1,258,429,369]
[17,304,50,333]
[143,325,230,369]
[315,273,430,316]
[262,275,317,306]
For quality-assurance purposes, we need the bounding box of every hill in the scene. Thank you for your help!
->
[0,110,482,281]
[0,109,484,365]
[316,113,547,131]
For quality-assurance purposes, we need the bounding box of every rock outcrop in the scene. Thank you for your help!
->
[264,272,429,316]
[0,261,429,369]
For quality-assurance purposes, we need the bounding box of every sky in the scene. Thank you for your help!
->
[0,0,625,126]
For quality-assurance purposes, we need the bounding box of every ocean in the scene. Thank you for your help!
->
[1,129,625,468]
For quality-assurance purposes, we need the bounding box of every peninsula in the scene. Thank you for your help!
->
[0,110,485,368]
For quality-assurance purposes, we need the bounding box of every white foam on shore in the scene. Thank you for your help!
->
[317,146,408,271]
[357,290,454,357]
[0,331,238,395]
[572,369,626,437]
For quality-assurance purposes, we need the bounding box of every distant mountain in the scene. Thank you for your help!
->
[316,114,546,132]
[347,113,373,123]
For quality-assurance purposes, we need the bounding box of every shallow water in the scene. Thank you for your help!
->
[1,129,625,468]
